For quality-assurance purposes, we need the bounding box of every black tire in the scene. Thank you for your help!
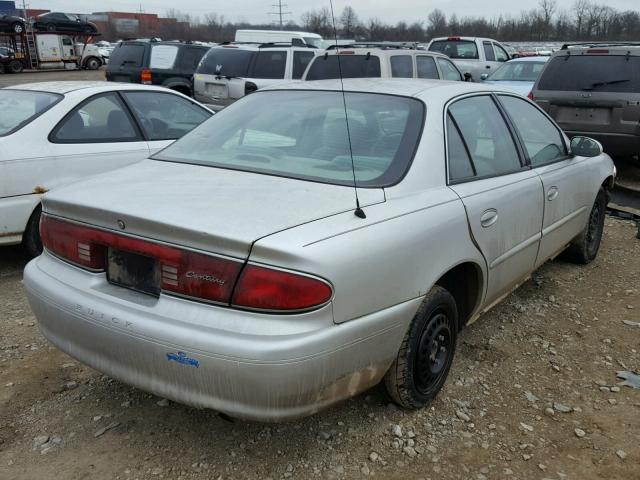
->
[23,206,43,258]
[85,57,101,70]
[12,22,24,34]
[565,187,607,264]
[46,23,56,32]
[84,26,94,34]
[384,286,458,409]
[8,60,23,74]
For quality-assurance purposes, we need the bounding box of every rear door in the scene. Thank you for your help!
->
[534,54,640,154]
[497,94,593,265]
[106,42,147,83]
[446,94,544,305]
[482,40,504,76]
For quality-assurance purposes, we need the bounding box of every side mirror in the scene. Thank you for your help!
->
[464,72,473,82]
[570,136,603,158]
[480,73,489,80]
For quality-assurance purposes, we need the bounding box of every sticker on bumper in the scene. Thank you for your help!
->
[166,351,199,368]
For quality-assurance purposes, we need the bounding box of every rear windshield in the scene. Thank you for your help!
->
[109,43,145,68]
[154,90,424,188]
[305,55,382,80]
[197,48,253,77]
[489,61,546,81]
[0,90,62,136]
[538,55,640,92]
[429,40,479,60]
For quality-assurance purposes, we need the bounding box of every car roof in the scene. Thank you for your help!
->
[212,43,309,51]
[262,78,504,98]
[430,36,496,42]
[320,48,449,59]
[2,81,173,94]
[552,44,640,56]
[507,56,550,63]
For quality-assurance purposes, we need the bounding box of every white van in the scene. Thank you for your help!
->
[234,30,323,48]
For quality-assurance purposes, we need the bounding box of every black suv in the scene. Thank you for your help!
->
[532,43,640,159]
[106,41,210,97]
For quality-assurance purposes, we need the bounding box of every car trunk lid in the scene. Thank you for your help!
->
[42,159,385,260]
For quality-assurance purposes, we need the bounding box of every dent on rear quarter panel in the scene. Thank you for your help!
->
[250,187,486,325]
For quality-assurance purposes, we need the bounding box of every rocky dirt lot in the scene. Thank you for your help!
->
[0,218,639,480]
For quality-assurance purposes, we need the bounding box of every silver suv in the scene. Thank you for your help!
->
[193,42,316,110]
[531,43,640,159]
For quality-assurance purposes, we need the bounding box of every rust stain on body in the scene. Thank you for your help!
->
[33,186,49,194]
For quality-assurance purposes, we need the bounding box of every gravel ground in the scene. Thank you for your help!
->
[1,218,639,480]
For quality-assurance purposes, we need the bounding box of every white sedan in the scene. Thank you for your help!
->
[0,82,212,255]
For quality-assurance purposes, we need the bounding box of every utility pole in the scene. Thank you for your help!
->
[268,1,291,30]
[21,0,28,19]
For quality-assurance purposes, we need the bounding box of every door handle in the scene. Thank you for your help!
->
[480,209,498,228]
[547,187,559,201]
[486,65,491,69]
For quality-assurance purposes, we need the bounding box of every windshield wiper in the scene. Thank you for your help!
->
[582,79,630,91]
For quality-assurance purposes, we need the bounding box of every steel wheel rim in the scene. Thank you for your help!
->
[586,201,601,249]
[415,311,452,394]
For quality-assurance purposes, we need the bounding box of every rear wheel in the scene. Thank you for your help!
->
[384,286,458,409]
[46,23,56,32]
[565,187,607,264]
[23,206,43,258]
[11,22,24,34]
[8,60,23,74]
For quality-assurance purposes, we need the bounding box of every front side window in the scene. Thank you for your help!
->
[483,41,496,61]
[437,58,463,81]
[177,47,208,72]
[498,95,566,165]
[494,44,509,62]
[416,56,439,79]
[429,40,479,60]
[390,55,413,78]
[123,92,211,141]
[292,51,315,79]
[305,55,382,80]
[154,90,424,187]
[52,93,139,143]
[448,95,521,177]
[251,50,287,79]
[0,90,62,136]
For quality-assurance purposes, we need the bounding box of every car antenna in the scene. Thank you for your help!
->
[328,0,366,219]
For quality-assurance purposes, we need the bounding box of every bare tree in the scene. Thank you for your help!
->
[427,9,447,38]
[340,6,359,38]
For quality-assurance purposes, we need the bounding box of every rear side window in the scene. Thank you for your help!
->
[177,47,208,72]
[437,58,462,81]
[390,55,413,78]
[429,40,479,60]
[483,41,495,61]
[52,93,140,143]
[292,51,315,79]
[109,43,145,68]
[0,90,62,136]
[123,92,211,141]
[448,96,521,177]
[305,55,382,80]
[149,45,179,69]
[446,114,475,181]
[499,95,566,165]
[251,51,287,79]
[416,56,439,79]
[197,48,253,77]
[538,55,640,92]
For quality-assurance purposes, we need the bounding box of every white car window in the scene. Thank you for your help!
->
[53,93,140,143]
[150,45,179,70]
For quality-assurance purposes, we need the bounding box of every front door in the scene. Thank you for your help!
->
[446,94,544,305]
[495,94,592,266]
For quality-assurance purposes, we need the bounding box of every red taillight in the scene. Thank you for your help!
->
[141,68,152,84]
[232,264,332,312]
[40,215,106,270]
[586,49,608,54]
[337,50,355,55]
[447,37,461,41]
[527,91,534,100]
[40,215,332,311]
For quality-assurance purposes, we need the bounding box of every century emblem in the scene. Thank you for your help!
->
[186,271,226,285]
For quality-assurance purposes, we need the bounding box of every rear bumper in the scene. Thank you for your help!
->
[565,130,640,157]
[24,253,418,421]
[193,92,236,111]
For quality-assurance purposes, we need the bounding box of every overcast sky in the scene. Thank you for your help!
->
[25,1,640,24]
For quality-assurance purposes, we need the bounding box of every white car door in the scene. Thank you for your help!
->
[446,94,544,305]
[48,92,150,185]
[481,40,505,77]
[119,91,213,155]
[497,94,593,266]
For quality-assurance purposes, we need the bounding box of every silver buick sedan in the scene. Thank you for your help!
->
[24,79,615,421]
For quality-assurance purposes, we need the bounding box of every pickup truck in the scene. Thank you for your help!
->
[427,36,511,82]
